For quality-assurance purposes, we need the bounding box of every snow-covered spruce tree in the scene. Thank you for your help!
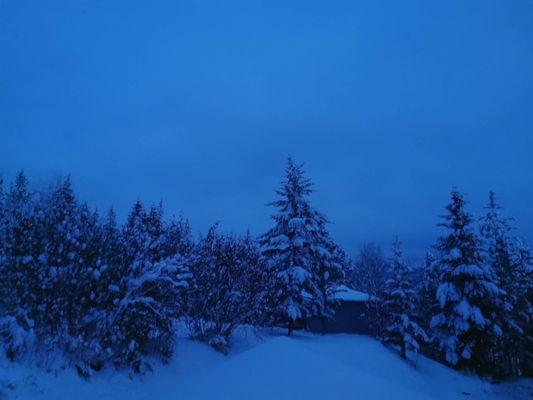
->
[416,250,442,357]
[95,208,124,311]
[0,172,38,360]
[418,251,439,323]
[162,214,194,259]
[511,240,533,376]
[34,177,88,351]
[237,231,271,325]
[236,231,270,326]
[0,175,96,364]
[18,178,106,371]
[71,207,122,373]
[312,217,346,333]
[480,192,532,376]
[430,190,504,371]
[381,238,427,359]
[0,176,5,286]
[0,176,4,255]
[260,157,341,335]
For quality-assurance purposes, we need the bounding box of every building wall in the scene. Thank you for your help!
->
[307,301,373,335]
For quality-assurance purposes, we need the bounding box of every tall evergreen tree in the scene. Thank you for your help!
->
[0,172,37,324]
[511,240,533,375]
[480,192,532,376]
[0,176,6,286]
[430,190,504,370]
[162,214,193,259]
[381,238,427,359]
[480,192,515,294]
[310,210,345,332]
[0,176,4,255]
[38,177,85,343]
[101,208,122,269]
[238,232,270,326]
[419,250,439,319]
[418,250,441,358]
[260,157,341,335]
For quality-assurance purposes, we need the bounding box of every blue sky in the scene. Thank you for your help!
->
[1,0,532,257]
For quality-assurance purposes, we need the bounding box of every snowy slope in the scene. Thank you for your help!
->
[0,329,530,400]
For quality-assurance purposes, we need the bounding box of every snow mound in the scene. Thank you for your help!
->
[0,330,529,400]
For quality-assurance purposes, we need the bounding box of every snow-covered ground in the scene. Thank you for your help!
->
[0,328,530,400]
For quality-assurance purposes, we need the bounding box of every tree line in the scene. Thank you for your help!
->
[0,157,531,378]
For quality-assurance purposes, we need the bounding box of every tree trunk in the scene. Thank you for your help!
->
[400,340,407,359]
[288,320,293,336]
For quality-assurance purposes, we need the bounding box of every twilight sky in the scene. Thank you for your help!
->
[1,0,532,258]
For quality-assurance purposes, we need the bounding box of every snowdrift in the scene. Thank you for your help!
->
[0,329,530,400]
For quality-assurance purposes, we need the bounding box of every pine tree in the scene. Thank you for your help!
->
[162,214,193,259]
[480,192,532,376]
[382,238,427,359]
[259,157,339,335]
[36,177,85,346]
[0,176,6,290]
[121,200,150,270]
[238,232,270,326]
[101,208,122,270]
[430,190,504,370]
[1,173,36,315]
[480,192,515,294]
[0,172,38,360]
[417,250,441,358]
[511,240,533,375]
[419,251,439,319]
[309,209,345,333]
[89,208,123,331]
[0,176,5,256]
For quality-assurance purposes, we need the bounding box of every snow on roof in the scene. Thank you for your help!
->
[332,285,369,302]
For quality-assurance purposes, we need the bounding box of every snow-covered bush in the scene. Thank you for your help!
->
[98,202,192,372]
[186,226,264,353]
[0,176,193,374]
[0,316,35,361]
[106,257,191,371]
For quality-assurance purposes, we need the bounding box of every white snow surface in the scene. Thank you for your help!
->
[0,328,529,400]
